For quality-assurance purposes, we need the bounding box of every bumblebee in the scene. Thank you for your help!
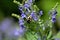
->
[26,15,32,23]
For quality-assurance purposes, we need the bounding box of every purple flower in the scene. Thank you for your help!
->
[30,11,38,21]
[19,19,26,36]
[19,6,24,14]
[24,3,30,8]
[19,19,24,25]
[28,0,32,3]
[39,10,43,16]
[19,18,26,36]
[19,25,25,36]
[19,6,23,11]
[52,15,56,18]
[19,28,24,33]
[52,18,56,23]
[21,13,26,18]
[52,14,56,23]
[51,10,57,23]
[20,25,25,28]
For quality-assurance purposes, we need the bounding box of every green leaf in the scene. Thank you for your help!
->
[52,32,60,39]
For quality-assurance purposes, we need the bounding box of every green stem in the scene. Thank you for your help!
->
[47,30,52,40]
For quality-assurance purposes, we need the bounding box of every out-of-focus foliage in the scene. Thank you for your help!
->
[52,32,60,39]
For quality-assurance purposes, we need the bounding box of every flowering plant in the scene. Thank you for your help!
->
[11,0,59,40]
